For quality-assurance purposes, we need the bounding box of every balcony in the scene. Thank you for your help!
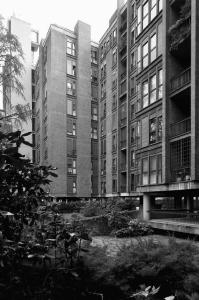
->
[121,72,127,81]
[169,15,191,52]
[170,117,191,138]
[170,67,191,94]
[120,80,127,97]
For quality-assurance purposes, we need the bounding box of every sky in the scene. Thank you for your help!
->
[1,0,117,42]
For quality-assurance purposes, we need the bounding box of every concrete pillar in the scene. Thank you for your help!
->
[143,194,151,221]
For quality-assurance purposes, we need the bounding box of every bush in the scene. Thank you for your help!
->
[82,238,199,299]
[57,201,82,213]
[107,211,131,231]
[114,199,136,212]
[80,202,104,217]
[115,219,153,238]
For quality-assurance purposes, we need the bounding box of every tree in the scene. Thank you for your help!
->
[0,15,31,127]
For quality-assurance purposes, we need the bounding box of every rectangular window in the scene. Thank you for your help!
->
[67,119,76,136]
[67,80,76,96]
[67,39,76,56]
[143,1,149,30]
[131,28,136,46]
[151,0,157,21]
[142,158,149,185]
[112,134,117,152]
[91,127,98,139]
[91,85,98,99]
[112,157,117,172]
[137,45,141,72]
[131,174,135,191]
[158,69,163,99]
[73,180,77,194]
[67,60,76,76]
[113,29,117,44]
[142,81,149,108]
[112,49,117,66]
[112,93,117,109]
[150,33,157,63]
[157,116,162,141]
[150,74,157,104]
[132,3,135,21]
[157,154,162,183]
[130,51,136,71]
[131,125,136,145]
[67,99,73,115]
[137,6,142,35]
[91,50,98,64]
[137,83,141,112]
[112,179,117,192]
[158,0,163,12]
[142,42,149,69]
[131,150,135,168]
[131,103,135,120]
[150,156,157,184]
[149,117,157,144]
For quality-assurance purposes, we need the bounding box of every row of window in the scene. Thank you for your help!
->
[67,99,98,120]
[100,29,117,60]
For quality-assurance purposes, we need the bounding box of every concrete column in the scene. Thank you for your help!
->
[143,194,151,221]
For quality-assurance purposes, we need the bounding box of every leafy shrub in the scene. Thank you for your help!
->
[115,219,153,238]
[107,211,131,231]
[114,199,136,212]
[80,202,104,217]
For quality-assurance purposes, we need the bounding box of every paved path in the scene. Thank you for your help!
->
[91,235,199,257]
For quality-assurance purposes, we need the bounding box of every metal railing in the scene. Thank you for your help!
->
[170,67,191,93]
[150,209,199,224]
[170,117,191,138]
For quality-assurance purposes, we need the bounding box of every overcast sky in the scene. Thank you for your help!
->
[1,0,117,42]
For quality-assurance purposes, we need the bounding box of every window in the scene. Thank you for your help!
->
[131,28,136,46]
[130,51,136,71]
[131,77,136,97]
[101,81,106,98]
[157,116,162,140]
[150,156,157,184]
[112,78,117,90]
[142,158,149,185]
[67,60,76,76]
[73,180,77,194]
[112,157,117,172]
[151,0,157,21]
[143,1,149,30]
[132,3,135,20]
[92,106,98,121]
[67,80,76,96]
[101,159,106,175]
[112,179,117,192]
[113,29,117,44]
[158,0,163,12]
[112,93,117,109]
[101,139,106,155]
[158,69,163,99]
[137,120,141,144]
[91,49,98,64]
[150,33,157,62]
[157,154,162,183]
[67,39,76,56]
[91,68,98,82]
[137,6,142,35]
[150,74,157,104]
[142,42,149,69]
[112,112,117,130]
[112,134,117,152]
[101,119,106,136]
[137,45,141,73]
[112,49,117,66]
[91,85,98,99]
[67,158,76,174]
[149,116,162,144]
[131,174,135,191]
[67,119,76,136]
[142,81,149,108]
[149,118,157,144]
[91,127,98,139]
[137,83,141,112]
[131,103,135,120]
[131,125,136,144]
[67,99,76,116]
[67,138,76,156]
[131,150,135,168]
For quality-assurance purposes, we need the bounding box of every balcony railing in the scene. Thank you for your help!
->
[170,67,191,93]
[120,117,127,127]
[150,210,199,224]
[170,167,190,182]
[170,117,191,138]
[121,72,127,81]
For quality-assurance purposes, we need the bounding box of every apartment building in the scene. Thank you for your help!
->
[99,0,199,233]
[6,16,39,159]
[34,21,99,199]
